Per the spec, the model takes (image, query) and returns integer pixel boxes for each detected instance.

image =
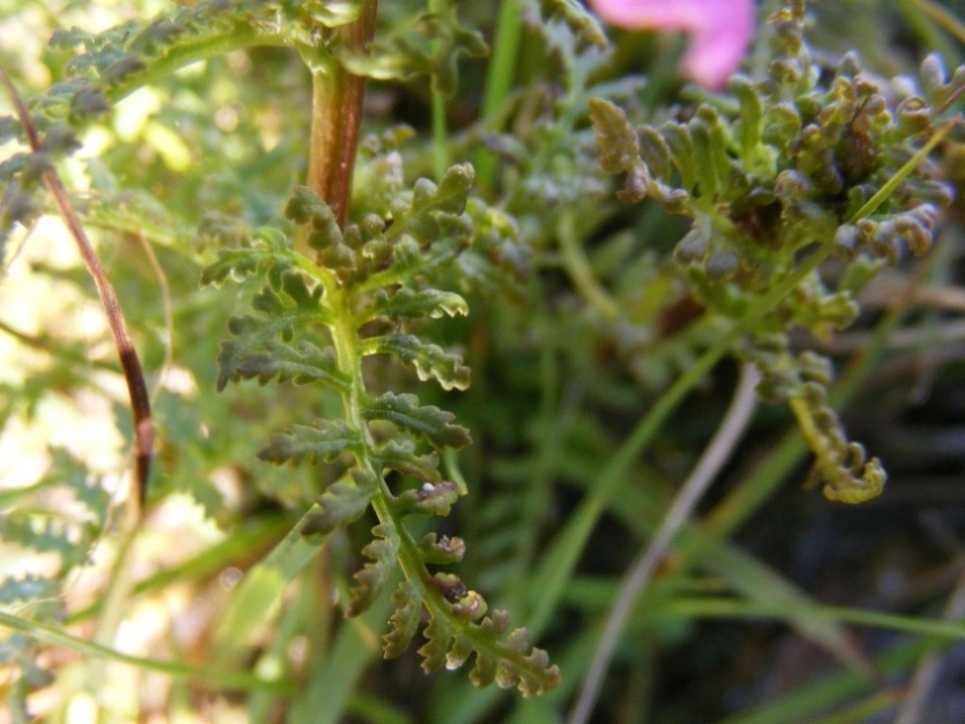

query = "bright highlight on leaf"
[588,0,756,87]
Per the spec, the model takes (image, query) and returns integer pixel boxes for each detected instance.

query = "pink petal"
[589,0,755,88]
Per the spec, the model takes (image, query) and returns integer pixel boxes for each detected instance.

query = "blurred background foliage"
[1,0,965,722]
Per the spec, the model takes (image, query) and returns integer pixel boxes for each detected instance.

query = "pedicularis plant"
[1,0,963,720]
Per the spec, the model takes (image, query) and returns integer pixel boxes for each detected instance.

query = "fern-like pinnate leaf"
[337,4,487,97]
[373,439,442,482]
[302,472,378,536]
[589,3,958,504]
[363,392,471,450]
[232,340,350,391]
[348,524,399,617]
[416,593,560,697]
[258,419,361,466]
[384,580,423,658]
[204,159,558,695]
[213,271,332,391]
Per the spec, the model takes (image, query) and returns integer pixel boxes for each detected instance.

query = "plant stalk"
[304,0,378,244]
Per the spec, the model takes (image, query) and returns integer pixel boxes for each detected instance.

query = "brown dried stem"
[0,66,153,509]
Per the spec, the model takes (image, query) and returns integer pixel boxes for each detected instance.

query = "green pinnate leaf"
[215,272,331,391]
[274,266,326,310]
[348,524,400,617]
[418,614,454,674]
[762,102,802,152]
[689,117,720,199]
[383,581,424,659]
[447,635,474,670]
[217,313,290,391]
[258,418,362,466]
[695,106,734,197]
[200,228,293,289]
[232,339,350,392]
[364,287,468,323]
[418,533,466,565]
[43,449,109,526]
[99,56,147,86]
[302,471,378,536]
[587,97,639,176]
[338,2,487,98]
[391,480,460,518]
[374,438,442,482]
[538,0,608,48]
[49,26,99,51]
[0,115,21,146]
[637,125,673,182]
[364,332,470,391]
[391,164,475,245]
[285,185,344,251]
[730,76,764,157]
[416,598,560,696]
[127,18,186,55]
[495,634,558,697]
[0,515,91,570]
[363,392,471,449]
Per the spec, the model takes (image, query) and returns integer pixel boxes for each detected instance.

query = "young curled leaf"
[821,458,887,504]
[539,0,608,48]
[588,97,639,176]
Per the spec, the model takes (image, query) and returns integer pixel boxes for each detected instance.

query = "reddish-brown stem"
[304,0,378,238]
[0,66,153,509]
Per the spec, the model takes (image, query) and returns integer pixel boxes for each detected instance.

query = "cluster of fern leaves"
[1,0,964,721]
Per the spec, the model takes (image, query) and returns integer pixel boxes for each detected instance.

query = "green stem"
[475,0,523,189]
[905,0,965,43]
[558,210,621,320]
[669,596,965,641]
[431,87,449,180]
[66,514,289,624]
[210,507,330,666]
[0,609,284,691]
[86,495,140,692]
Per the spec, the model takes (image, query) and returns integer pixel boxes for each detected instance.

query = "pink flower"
[589,0,755,88]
